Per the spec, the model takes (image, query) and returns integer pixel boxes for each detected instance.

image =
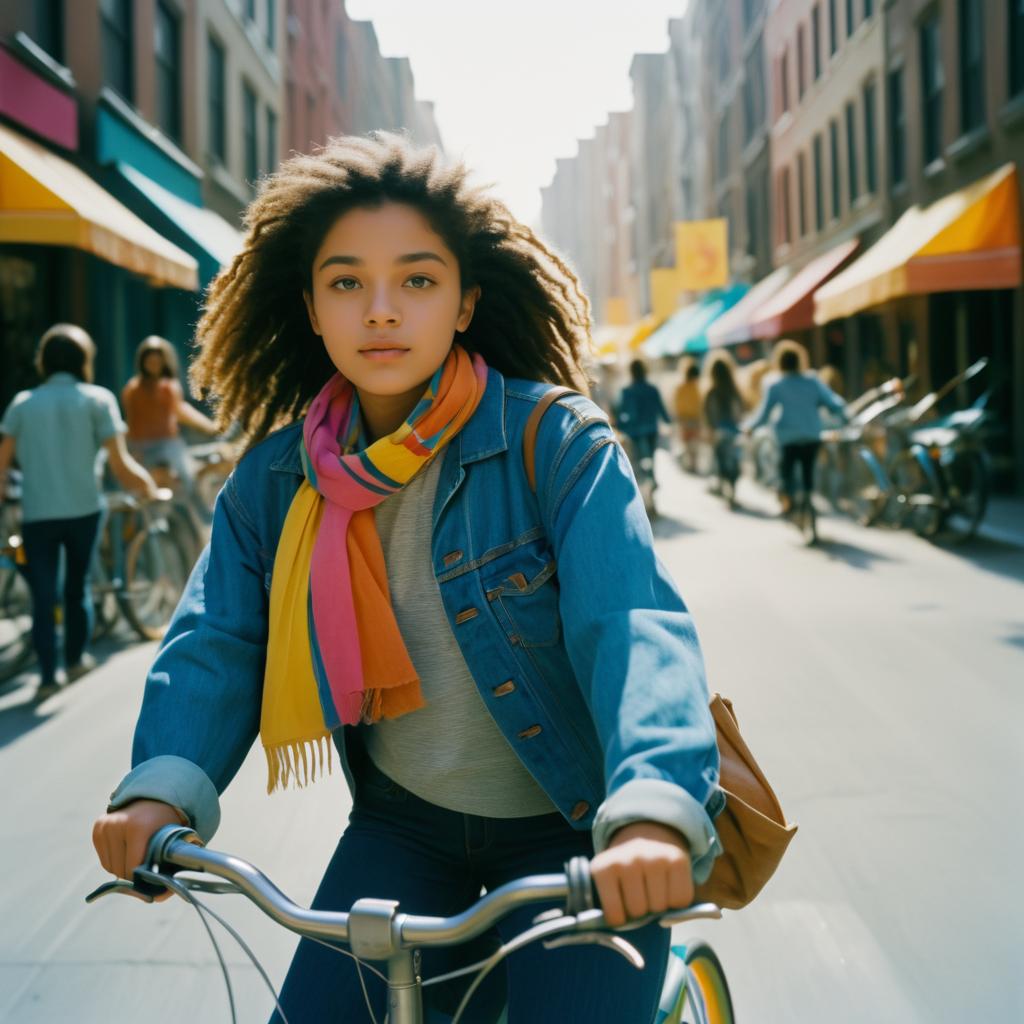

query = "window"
[243,81,259,185]
[746,181,758,259]
[100,0,133,102]
[34,0,64,62]
[265,107,277,172]
[797,151,808,236]
[864,0,873,18]
[1013,0,1024,98]
[781,49,790,113]
[828,0,838,55]
[154,2,181,142]
[829,118,841,218]
[245,0,256,23]
[846,0,855,38]
[779,166,792,245]
[863,79,878,193]
[812,5,822,80]
[797,25,807,98]
[888,67,906,186]
[813,133,825,230]
[744,37,766,141]
[717,109,731,178]
[958,0,985,133]
[919,13,944,165]
[266,0,276,50]
[716,12,731,84]
[845,101,859,203]
[208,35,226,162]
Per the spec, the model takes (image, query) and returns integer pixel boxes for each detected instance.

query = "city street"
[1,451,1022,1023]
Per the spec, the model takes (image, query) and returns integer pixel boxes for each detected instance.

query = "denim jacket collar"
[267,366,508,478]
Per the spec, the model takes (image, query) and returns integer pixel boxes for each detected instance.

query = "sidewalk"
[980,496,1024,548]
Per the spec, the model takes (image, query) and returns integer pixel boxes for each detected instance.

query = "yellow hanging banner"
[604,296,630,326]
[675,219,729,291]
[649,267,683,320]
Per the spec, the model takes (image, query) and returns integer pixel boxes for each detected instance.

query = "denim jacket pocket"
[484,549,561,648]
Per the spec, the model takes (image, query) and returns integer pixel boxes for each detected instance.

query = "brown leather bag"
[523,386,797,910]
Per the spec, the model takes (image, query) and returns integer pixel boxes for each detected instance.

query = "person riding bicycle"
[673,358,703,472]
[91,135,723,1024]
[703,353,745,506]
[743,340,846,514]
[614,358,671,492]
[0,325,156,697]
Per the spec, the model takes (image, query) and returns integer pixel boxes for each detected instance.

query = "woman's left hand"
[590,821,693,928]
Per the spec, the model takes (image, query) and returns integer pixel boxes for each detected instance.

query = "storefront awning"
[707,266,793,347]
[0,122,198,290]
[814,163,1021,324]
[749,238,859,338]
[626,313,661,351]
[114,162,244,286]
[643,284,749,358]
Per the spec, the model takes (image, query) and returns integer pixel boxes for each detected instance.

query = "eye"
[405,275,434,290]
[331,277,361,291]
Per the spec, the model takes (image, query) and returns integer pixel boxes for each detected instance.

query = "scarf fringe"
[265,733,334,794]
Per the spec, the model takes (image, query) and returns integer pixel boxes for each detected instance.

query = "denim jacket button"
[454,607,479,625]
[442,549,463,567]
[517,724,542,739]
[492,680,516,697]
[570,801,590,821]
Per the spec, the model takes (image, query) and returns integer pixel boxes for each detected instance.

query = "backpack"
[523,386,797,910]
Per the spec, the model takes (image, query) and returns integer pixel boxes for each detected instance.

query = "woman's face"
[141,351,165,377]
[303,202,479,400]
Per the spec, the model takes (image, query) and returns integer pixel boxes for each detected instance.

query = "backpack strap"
[523,386,577,494]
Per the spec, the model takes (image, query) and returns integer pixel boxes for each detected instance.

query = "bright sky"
[346,0,686,226]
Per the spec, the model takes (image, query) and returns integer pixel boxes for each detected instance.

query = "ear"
[302,289,322,336]
[456,285,482,333]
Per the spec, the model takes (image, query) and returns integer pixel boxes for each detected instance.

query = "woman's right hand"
[92,799,193,903]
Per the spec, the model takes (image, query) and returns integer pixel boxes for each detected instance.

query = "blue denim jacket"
[109,370,723,882]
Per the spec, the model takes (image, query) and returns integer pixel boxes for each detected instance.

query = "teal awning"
[642,284,749,357]
[112,162,243,287]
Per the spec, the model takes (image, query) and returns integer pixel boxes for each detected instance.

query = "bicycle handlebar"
[87,825,722,958]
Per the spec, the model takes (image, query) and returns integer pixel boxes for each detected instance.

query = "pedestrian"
[743,339,846,514]
[0,325,156,697]
[90,134,722,1024]
[614,358,672,494]
[702,353,745,507]
[673,357,703,473]
[121,336,219,521]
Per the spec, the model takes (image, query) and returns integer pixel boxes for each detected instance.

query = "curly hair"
[190,133,592,444]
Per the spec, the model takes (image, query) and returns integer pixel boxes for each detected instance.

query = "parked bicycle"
[87,825,735,1024]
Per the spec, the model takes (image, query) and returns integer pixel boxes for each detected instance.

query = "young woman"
[703,353,745,506]
[614,358,672,493]
[91,135,722,1023]
[673,358,703,473]
[0,325,155,695]
[122,336,219,520]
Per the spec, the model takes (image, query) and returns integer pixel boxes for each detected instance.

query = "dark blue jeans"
[21,512,101,683]
[270,736,670,1023]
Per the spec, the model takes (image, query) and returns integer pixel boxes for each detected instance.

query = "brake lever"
[84,879,155,904]
[542,930,646,970]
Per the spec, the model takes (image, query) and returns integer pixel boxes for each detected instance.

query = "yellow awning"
[814,163,1021,324]
[626,314,661,351]
[0,123,198,290]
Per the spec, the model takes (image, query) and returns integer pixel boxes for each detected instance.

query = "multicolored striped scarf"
[261,345,488,793]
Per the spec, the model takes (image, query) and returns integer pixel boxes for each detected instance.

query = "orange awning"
[0,122,198,290]
[814,163,1021,324]
[749,238,859,339]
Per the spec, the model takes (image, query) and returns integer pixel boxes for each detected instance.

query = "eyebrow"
[318,251,448,271]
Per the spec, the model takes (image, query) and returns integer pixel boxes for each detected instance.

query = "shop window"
[100,0,133,103]
[863,79,878,194]
[888,67,906,186]
[829,118,841,218]
[208,35,226,163]
[1012,0,1024,99]
[958,0,985,132]
[845,101,859,203]
[155,1,181,142]
[919,13,944,165]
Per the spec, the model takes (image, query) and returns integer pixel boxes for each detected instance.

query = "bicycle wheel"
[940,449,989,543]
[888,451,942,537]
[798,493,818,546]
[118,521,190,641]
[817,444,843,512]
[678,942,735,1024]
[843,448,886,526]
[0,558,33,678]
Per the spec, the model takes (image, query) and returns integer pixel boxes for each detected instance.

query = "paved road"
[1,451,1021,1022]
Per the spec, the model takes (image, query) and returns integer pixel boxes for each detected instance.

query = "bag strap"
[523,386,577,493]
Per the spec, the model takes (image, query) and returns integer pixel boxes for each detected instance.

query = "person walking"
[673,358,703,473]
[615,359,672,494]
[743,340,846,514]
[0,325,156,696]
[703,353,745,507]
[121,336,219,521]
[90,134,722,1024]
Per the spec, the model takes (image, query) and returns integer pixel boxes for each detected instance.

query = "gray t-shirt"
[0,373,124,522]
[363,456,557,818]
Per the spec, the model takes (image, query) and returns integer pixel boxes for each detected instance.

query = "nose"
[363,287,401,328]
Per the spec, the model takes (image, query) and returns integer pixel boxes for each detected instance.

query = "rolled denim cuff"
[592,778,723,885]
[107,755,221,844]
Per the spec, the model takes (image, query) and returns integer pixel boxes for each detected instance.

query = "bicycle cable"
[136,869,386,1024]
